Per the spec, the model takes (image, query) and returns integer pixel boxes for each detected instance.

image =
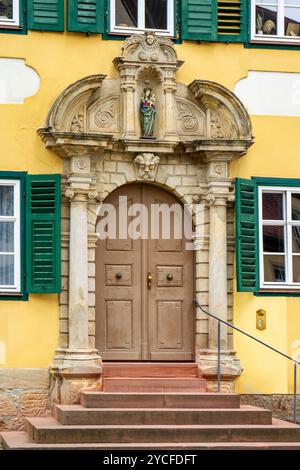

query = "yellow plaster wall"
[0,295,59,367]
[1,32,300,382]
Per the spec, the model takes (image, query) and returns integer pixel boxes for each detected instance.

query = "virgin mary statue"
[140,88,156,138]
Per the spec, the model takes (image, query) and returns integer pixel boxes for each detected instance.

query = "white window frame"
[110,0,174,36]
[251,0,300,44]
[0,180,20,293]
[259,185,300,289]
[0,0,20,27]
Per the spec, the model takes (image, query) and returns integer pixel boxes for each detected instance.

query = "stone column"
[67,189,89,351]
[163,73,177,141]
[207,182,231,351]
[197,158,241,391]
[50,157,102,405]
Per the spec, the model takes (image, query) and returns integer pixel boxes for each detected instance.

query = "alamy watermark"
[96,196,205,250]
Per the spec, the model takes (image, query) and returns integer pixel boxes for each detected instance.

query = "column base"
[53,348,102,367]
[197,349,243,393]
[49,348,103,405]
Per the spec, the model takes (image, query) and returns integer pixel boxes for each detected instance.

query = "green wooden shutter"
[217,0,247,42]
[27,0,64,31]
[26,174,61,293]
[182,0,218,41]
[67,0,104,33]
[235,178,259,292]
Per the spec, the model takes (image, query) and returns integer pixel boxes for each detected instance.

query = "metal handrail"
[194,299,299,423]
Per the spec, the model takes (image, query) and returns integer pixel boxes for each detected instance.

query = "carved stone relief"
[88,96,120,133]
[119,31,178,65]
[175,98,205,137]
[70,156,90,174]
[39,33,253,154]
[210,109,236,140]
[70,108,84,132]
[134,153,160,180]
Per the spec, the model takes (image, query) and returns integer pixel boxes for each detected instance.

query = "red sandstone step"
[53,404,272,426]
[3,431,300,450]
[81,392,241,409]
[102,377,206,392]
[24,416,300,444]
[102,362,200,378]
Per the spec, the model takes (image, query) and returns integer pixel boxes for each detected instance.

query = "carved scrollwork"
[87,96,120,133]
[70,108,84,132]
[175,98,205,136]
[95,100,117,128]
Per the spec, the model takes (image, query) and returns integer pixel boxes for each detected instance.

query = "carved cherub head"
[145,31,156,46]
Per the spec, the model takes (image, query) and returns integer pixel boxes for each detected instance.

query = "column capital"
[193,184,235,207]
[163,82,177,93]
[64,187,104,203]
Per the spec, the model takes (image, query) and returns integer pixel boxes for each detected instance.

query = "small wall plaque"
[256,309,266,331]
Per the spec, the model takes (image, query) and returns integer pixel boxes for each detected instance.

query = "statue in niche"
[140,88,156,138]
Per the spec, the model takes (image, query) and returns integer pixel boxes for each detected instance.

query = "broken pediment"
[39,33,253,158]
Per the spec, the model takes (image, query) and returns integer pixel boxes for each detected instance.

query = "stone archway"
[38,32,254,403]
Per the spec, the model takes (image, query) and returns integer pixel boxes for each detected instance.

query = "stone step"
[102,378,206,392]
[53,404,272,426]
[25,417,300,444]
[3,432,300,450]
[102,362,200,378]
[81,392,241,409]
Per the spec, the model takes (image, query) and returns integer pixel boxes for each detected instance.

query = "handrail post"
[217,320,221,393]
[294,363,297,424]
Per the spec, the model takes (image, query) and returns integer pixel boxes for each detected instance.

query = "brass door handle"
[147,272,153,289]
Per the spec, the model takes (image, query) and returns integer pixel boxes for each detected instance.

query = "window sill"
[250,38,300,46]
[109,30,175,38]
[0,292,28,301]
[0,24,22,30]
[255,289,300,297]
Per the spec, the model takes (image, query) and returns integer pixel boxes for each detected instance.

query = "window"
[0,0,20,27]
[251,0,300,44]
[110,0,174,36]
[236,178,300,294]
[0,172,61,299]
[259,187,300,288]
[0,180,20,292]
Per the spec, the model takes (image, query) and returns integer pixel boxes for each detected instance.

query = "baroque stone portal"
[38,32,253,403]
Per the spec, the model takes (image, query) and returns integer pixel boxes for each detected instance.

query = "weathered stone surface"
[0,395,17,416]
[19,392,48,417]
[241,394,300,424]
[273,394,300,423]
[206,380,235,393]
[240,394,272,410]
[0,416,25,431]
[0,369,49,390]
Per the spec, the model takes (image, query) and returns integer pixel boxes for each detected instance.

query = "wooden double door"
[95,184,194,360]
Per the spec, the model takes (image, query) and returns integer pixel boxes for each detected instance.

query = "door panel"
[145,187,194,361]
[95,184,194,361]
[96,186,142,360]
